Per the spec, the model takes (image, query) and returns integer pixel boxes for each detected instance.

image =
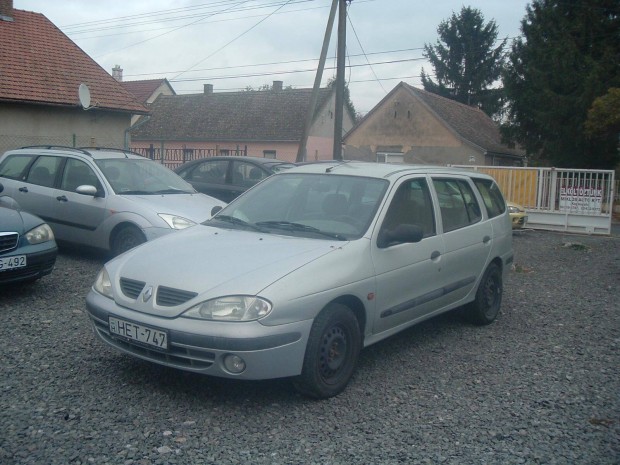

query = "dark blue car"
[0,182,57,285]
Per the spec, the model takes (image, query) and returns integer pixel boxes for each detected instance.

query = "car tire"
[111,225,146,256]
[293,303,361,399]
[464,262,502,326]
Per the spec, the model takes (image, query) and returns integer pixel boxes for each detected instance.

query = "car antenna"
[325,160,350,173]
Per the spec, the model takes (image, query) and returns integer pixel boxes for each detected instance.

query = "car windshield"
[206,173,389,240]
[95,158,196,194]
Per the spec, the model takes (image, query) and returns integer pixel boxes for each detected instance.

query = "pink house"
[130,81,356,165]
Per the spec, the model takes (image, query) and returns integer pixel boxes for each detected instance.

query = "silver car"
[0,147,225,255]
[86,162,513,398]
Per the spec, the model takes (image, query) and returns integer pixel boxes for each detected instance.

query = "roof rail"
[20,145,92,156]
[79,147,142,157]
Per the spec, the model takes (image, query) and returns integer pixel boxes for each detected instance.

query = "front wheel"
[464,262,503,325]
[293,303,361,399]
[111,225,146,256]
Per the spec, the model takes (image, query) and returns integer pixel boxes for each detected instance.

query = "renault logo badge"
[142,286,153,302]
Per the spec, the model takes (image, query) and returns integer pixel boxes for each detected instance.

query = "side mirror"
[0,182,4,194]
[377,224,424,248]
[76,185,98,196]
[211,205,223,216]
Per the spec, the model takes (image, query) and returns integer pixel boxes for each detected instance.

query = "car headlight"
[183,296,272,321]
[25,223,55,244]
[508,205,521,214]
[93,268,113,299]
[159,213,196,229]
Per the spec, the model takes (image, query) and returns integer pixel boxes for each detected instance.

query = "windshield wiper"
[152,188,192,194]
[255,221,347,241]
[117,190,151,195]
[210,215,265,232]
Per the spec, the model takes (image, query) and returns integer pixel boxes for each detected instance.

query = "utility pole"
[296,0,350,162]
[295,0,338,162]
[332,0,348,160]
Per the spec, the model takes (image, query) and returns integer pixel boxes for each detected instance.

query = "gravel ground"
[0,230,618,465]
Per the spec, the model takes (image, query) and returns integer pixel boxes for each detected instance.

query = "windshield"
[207,173,389,240]
[95,158,196,194]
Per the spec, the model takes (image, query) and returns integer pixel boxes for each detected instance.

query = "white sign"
[559,185,603,214]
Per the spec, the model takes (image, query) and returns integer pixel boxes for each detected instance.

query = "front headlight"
[25,224,55,244]
[93,268,113,299]
[508,205,521,214]
[183,296,272,321]
[159,213,196,230]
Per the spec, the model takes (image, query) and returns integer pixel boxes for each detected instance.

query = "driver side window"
[61,159,102,193]
[381,178,436,238]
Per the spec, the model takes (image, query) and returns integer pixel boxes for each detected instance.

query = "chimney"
[204,84,213,94]
[112,65,123,82]
[272,80,283,91]
[0,0,14,21]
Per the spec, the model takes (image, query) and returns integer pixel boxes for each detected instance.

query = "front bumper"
[85,290,313,380]
[0,246,57,284]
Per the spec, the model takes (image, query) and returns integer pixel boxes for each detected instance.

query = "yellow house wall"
[344,86,482,165]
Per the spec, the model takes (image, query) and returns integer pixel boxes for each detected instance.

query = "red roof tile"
[0,9,148,114]
[121,79,175,104]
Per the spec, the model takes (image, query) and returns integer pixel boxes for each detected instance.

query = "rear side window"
[473,178,506,218]
[432,178,482,232]
[0,154,36,180]
[26,156,62,188]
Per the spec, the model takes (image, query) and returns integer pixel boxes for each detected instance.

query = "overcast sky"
[19,0,531,114]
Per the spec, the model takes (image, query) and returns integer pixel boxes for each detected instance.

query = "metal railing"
[131,145,248,170]
[453,165,615,235]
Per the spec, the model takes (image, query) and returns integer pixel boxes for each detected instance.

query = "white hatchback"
[86,161,513,398]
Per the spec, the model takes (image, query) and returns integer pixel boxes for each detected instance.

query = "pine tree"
[502,0,620,168]
[421,6,506,119]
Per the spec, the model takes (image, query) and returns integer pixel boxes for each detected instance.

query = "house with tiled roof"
[343,82,525,166]
[114,67,175,125]
[0,0,148,154]
[130,81,355,164]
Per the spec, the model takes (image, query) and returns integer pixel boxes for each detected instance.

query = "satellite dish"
[78,83,91,109]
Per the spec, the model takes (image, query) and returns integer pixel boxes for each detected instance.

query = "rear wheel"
[293,303,361,399]
[464,262,502,325]
[111,225,146,256]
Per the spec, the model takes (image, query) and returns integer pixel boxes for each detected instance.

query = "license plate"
[0,255,26,272]
[109,317,168,349]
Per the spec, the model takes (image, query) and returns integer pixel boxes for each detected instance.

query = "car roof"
[286,161,494,181]
[3,146,145,161]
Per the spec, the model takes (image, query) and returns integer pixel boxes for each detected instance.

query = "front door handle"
[483,235,491,244]
[19,186,28,192]
[430,250,441,260]
[56,195,68,202]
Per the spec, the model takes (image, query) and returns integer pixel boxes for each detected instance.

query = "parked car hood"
[114,193,225,222]
[108,225,345,316]
[1,205,24,230]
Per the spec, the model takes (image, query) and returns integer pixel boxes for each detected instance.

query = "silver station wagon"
[86,162,513,398]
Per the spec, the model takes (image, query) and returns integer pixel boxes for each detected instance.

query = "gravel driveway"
[1,230,618,465]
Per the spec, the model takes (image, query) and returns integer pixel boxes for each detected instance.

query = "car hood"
[108,225,345,316]
[0,205,24,231]
[116,193,224,222]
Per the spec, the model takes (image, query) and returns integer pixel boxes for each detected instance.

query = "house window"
[376,152,404,164]
[263,150,277,159]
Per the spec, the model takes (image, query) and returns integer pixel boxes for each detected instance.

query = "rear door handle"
[56,195,68,202]
[483,235,491,244]
[19,186,28,192]
[430,250,441,260]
